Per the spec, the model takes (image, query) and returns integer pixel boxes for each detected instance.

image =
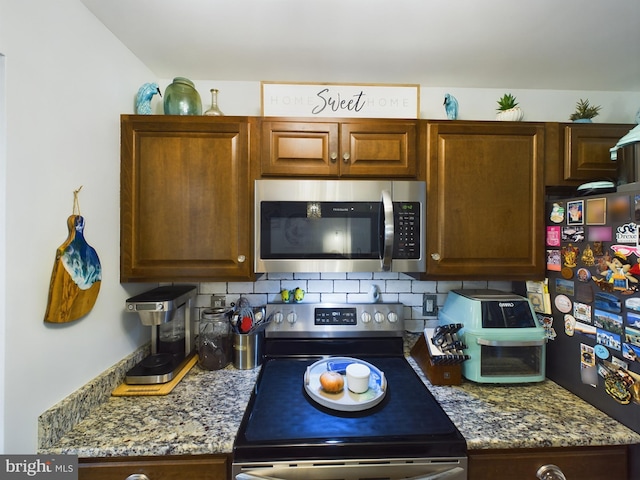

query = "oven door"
[234,458,467,480]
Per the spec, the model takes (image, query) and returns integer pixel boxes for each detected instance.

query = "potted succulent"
[570,98,601,123]
[496,93,523,121]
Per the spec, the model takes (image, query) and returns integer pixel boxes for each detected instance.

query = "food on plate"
[319,371,344,393]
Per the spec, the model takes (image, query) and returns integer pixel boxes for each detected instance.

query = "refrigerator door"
[545,190,640,433]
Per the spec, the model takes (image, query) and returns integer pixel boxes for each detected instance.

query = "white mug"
[346,363,371,394]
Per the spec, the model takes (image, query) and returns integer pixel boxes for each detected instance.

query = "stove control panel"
[265,303,404,338]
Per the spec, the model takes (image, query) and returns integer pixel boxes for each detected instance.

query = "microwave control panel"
[393,202,420,259]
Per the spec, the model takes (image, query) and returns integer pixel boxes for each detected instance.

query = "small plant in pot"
[496,93,523,121]
[570,98,601,123]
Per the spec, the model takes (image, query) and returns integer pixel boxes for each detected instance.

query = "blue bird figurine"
[444,93,459,120]
[135,82,161,114]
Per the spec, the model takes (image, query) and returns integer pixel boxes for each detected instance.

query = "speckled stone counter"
[39,336,640,457]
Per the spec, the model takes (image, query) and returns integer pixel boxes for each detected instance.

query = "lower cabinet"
[78,455,228,480]
[468,445,628,480]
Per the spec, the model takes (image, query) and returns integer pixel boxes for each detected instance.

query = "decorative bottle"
[204,88,224,116]
[163,77,202,115]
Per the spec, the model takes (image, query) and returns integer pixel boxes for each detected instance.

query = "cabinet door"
[426,122,545,279]
[563,123,631,181]
[468,445,627,480]
[260,120,339,176]
[340,121,417,177]
[79,454,227,480]
[121,116,253,282]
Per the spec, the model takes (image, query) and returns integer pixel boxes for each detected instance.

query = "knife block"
[410,333,462,386]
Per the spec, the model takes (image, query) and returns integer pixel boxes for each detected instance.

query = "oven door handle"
[236,473,282,480]
[380,189,394,271]
[237,466,464,480]
[405,467,465,480]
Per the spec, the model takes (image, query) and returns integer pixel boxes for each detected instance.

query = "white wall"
[158,80,640,124]
[0,53,6,453]
[0,0,156,453]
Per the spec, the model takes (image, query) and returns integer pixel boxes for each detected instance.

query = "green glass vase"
[163,77,202,115]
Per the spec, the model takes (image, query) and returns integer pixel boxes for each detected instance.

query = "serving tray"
[303,356,386,412]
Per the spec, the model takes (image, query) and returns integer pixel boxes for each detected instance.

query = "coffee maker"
[124,285,197,384]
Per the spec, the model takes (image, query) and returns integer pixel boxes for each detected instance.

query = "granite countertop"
[39,337,640,457]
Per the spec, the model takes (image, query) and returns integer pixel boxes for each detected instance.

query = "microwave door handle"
[380,189,394,271]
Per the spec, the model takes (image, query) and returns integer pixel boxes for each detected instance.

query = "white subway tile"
[411,280,437,293]
[333,280,360,293]
[307,280,334,293]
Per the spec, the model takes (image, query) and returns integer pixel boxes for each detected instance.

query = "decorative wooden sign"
[44,187,102,323]
[261,82,420,119]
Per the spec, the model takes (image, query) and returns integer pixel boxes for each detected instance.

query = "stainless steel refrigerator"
[543,188,640,433]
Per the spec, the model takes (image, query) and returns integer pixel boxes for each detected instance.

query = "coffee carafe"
[124,285,197,384]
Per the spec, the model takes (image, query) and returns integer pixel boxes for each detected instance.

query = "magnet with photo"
[567,200,584,225]
[586,198,607,225]
[562,226,584,243]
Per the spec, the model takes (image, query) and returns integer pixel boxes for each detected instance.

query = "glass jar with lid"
[198,307,231,370]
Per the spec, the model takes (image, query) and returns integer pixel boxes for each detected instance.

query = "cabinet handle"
[430,253,441,261]
[238,255,246,263]
[330,152,338,163]
[343,152,351,163]
[536,464,567,480]
[125,475,150,480]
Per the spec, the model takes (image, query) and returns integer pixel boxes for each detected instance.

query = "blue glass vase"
[163,77,202,115]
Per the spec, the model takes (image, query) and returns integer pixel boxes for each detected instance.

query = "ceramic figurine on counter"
[293,287,305,302]
[135,82,161,114]
[443,93,458,120]
[280,289,291,303]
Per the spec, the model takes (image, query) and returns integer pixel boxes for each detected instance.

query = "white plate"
[303,356,386,412]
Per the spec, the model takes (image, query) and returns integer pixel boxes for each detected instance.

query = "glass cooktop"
[234,355,466,462]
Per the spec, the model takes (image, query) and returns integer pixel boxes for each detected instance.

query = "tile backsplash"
[190,273,513,332]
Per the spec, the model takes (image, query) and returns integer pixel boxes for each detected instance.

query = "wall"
[0,0,156,453]
[156,80,640,124]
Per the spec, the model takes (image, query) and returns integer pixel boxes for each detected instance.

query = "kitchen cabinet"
[425,121,545,279]
[79,454,228,480]
[120,115,254,282]
[545,122,633,186]
[468,445,628,480]
[260,118,418,177]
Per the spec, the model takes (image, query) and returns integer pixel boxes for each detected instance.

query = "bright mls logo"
[1,455,77,479]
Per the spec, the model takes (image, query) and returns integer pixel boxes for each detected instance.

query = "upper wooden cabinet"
[120,115,254,282]
[425,121,545,279]
[260,118,418,177]
[545,122,633,186]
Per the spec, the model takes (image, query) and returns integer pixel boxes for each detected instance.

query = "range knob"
[361,311,372,323]
[287,311,297,324]
[272,311,284,324]
[374,311,385,323]
[388,312,399,323]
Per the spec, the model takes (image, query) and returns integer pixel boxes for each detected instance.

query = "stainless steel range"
[232,303,467,480]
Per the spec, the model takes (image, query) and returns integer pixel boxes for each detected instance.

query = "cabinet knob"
[238,255,246,263]
[343,152,351,163]
[125,475,150,480]
[330,152,338,163]
[431,253,441,261]
[536,465,566,480]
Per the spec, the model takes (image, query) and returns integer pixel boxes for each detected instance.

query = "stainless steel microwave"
[254,179,426,273]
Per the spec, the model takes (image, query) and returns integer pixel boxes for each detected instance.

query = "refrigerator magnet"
[567,200,584,225]
[564,314,576,336]
[555,294,572,313]
[595,344,609,360]
[549,203,565,223]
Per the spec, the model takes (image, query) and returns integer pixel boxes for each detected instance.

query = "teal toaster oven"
[438,289,546,383]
